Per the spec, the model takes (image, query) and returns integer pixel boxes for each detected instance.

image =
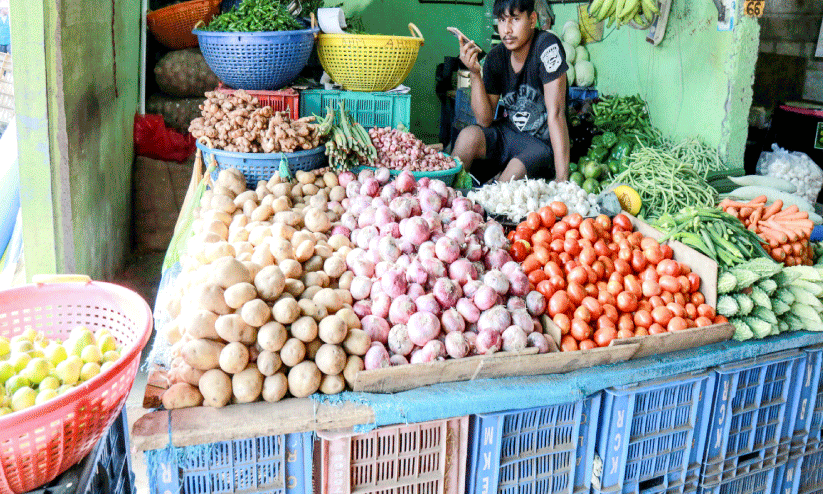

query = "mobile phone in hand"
[447,26,486,60]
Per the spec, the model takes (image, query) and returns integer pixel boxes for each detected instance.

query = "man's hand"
[459,35,483,75]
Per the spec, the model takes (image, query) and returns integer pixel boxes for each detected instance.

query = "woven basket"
[147,0,221,49]
[317,23,424,92]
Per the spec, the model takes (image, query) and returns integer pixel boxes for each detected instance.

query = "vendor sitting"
[451,0,571,184]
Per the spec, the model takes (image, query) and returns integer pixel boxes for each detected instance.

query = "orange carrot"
[757,225,788,244]
[761,199,784,220]
[749,207,763,225]
[762,220,799,242]
[771,212,809,221]
[748,195,768,206]
[792,242,804,256]
[727,206,740,218]
[722,199,760,209]
[771,248,787,262]
[772,204,800,217]
[739,207,753,218]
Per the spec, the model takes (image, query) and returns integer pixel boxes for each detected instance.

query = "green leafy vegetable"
[204,0,303,32]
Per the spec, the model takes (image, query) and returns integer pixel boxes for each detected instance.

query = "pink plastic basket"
[0,279,152,493]
[319,417,469,494]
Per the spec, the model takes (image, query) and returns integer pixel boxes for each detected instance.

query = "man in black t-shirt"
[452,0,571,184]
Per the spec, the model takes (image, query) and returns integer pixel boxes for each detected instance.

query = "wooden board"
[142,364,170,409]
[611,322,736,360]
[351,343,639,393]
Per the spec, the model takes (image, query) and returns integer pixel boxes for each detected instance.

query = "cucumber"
[728,175,797,193]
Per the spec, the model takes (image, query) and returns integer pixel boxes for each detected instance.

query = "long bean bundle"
[606,143,718,221]
[665,137,724,178]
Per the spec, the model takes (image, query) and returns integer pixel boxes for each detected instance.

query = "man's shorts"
[471,123,555,183]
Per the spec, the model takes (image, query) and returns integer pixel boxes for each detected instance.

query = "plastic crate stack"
[26,410,134,494]
[299,89,411,130]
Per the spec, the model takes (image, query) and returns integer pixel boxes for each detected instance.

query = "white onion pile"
[468,179,601,222]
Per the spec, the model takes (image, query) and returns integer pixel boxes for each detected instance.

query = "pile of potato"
[160,168,370,409]
[188,90,323,154]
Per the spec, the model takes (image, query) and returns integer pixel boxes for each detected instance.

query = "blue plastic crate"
[592,372,714,494]
[300,89,411,130]
[789,345,823,454]
[145,432,313,494]
[569,87,599,102]
[455,88,476,126]
[25,410,134,494]
[774,445,823,494]
[698,468,777,494]
[466,395,601,494]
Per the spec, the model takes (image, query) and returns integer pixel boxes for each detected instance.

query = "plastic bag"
[756,143,823,203]
[154,49,220,97]
[134,114,196,163]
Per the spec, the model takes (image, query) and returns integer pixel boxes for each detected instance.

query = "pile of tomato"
[507,205,728,351]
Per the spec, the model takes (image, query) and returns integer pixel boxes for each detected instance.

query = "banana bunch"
[587,0,660,28]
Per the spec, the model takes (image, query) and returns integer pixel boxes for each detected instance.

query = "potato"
[280,338,306,367]
[212,185,236,199]
[241,298,271,327]
[338,271,354,291]
[217,169,245,195]
[232,366,264,404]
[322,172,338,188]
[198,369,233,408]
[329,185,346,202]
[301,285,322,301]
[298,299,327,321]
[257,321,287,352]
[314,244,334,260]
[271,182,291,198]
[234,190,257,207]
[305,338,323,360]
[232,241,254,257]
[243,199,256,218]
[219,342,250,375]
[260,373,288,403]
[271,197,291,214]
[337,307,361,329]
[315,344,347,375]
[323,258,346,280]
[303,207,330,233]
[257,351,282,376]
[318,315,348,344]
[288,361,322,398]
[342,329,371,356]
[210,257,252,288]
[291,316,318,342]
[284,279,306,297]
[164,319,183,345]
[164,292,183,320]
[176,363,205,387]
[251,204,274,222]
[224,282,257,310]
[290,184,303,199]
[251,245,275,267]
[249,224,273,247]
[215,314,257,345]
[190,284,232,315]
[319,373,345,395]
[270,238,296,264]
[275,211,301,227]
[182,339,225,371]
[254,265,286,301]
[279,259,303,279]
[308,194,327,210]
[303,255,325,273]
[295,239,315,263]
[181,309,220,340]
[303,271,330,288]
[162,383,204,409]
[272,298,300,324]
[343,355,364,387]
[205,210,232,226]
[337,246,353,258]
[211,195,236,215]
[314,288,343,313]
[336,289,353,307]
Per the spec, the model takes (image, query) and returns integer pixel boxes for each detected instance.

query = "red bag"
[134,114,196,163]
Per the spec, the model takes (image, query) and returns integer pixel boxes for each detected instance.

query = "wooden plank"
[142,366,170,409]
[351,344,639,393]
[131,398,376,451]
[612,323,735,359]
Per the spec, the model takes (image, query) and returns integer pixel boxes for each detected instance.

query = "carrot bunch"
[719,195,814,266]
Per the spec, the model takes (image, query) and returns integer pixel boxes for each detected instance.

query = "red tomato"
[579,218,597,241]
[677,275,691,294]
[715,315,729,324]
[579,339,597,350]
[614,259,632,276]
[553,313,571,335]
[607,280,624,296]
[640,237,659,250]
[568,266,588,286]
[637,300,652,313]
[570,318,593,341]
[598,290,616,307]
[628,231,644,248]
[661,291,674,304]
[551,221,569,236]
[560,335,579,351]
[656,259,679,277]
[526,212,541,231]
[516,223,534,241]
[594,328,617,347]
[613,213,632,230]
[617,314,635,333]
[617,328,635,339]
[565,228,581,241]
[564,260,578,274]
[643,246,664,265]
[579,246,597,266]
[511,241,529,262]
[591,260,606,280]
[584,266,598,284]
[651,306,673,326]
[674,292,687,306]
[687,273,701,293]
[634,309,653,329]
[538,207,556,228]
[550,238,565,253]
[582,296,603,320]
[697,304,715,319]
[567,282,587,305]
[649,295,665,309]
[548,290,571,316]
[507,230,516,242]
[616,291,639,312]
[558,252,572,264]
[594,240,610,257]
[609,271,624,285]
[667,317,688,332]
[566,213,583,229]
[573,305,592,323]
[685,303,698,320]
[550,201,568,217]
[528,269,549,285]
[618,247,632,263]
[532,228,551,247]
[584,283,599,298]
[631,250,648,272]
[544,261,563,278]
[640,267,659,283]
[659,275,680,294]
[549,275,566,291]
[603,304,619,323]
[596,315,616,331]
[595,214,611,231]
[537,280,555,300]
[522,255,542,274]
[642,280,661,298]
[564,237,582,256]
[624,275,643,297]
[695,316,714,327]
[660,244,674,260]
[649,323,667,335]
[667,302,686,318]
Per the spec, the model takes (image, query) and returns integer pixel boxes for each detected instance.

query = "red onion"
[527,333,551,354]
[464,331,478,355]
[346,180,362,199]
[502,326,528,352]
[406,259,428,285]
[435,236,461,264]
[380,222,401,239]
[455,211,483,234]
[396,171,416,193]
[388,324,414,356]
[374,167,392,185]
[381,268,408,298]
[444,332,469,359]
[526,291,547,317]
[380,183,399,202]
[371,293,391,319]
[511,309,533,333]
[418,241,437,261]
[403,217,431,245]
[415,293,441,315]
[421,258,447,280]
[409,349,426,364]
[407,283,425,301]
[353,299,372,318]
[477,305,512,333]
[356,226,379,250]
[400,241,415,254]
[463,280,483,298]
[357,169,374,182]
[331,225,351,237]
[390,354,409,366]
[360,178,380,198]
[417,177,431,188]
[456,298,480,323]
[433,278,462,309]
[364,343,390,370]
[452,197,473,215]
[421,340,446,361]
[484,270,510,296]
[473,203,485,214]
[390,197,414,220]
[485,249,513,271]
[370,197,387,209]
[507,297,527,311]
[441,308,466,333]
[350,276,373,301]
[418,188,443,212]
[341,213,357,231]
[474,285,497,311]
[338,170,355,187]
[378,236,401,263]
[369,278,383,299]
[483,222,508,251]
[396,254,411,269]
[350,258,375,278]
[407,311,441,346]
[374,206,395,227]
[464,242,483,262]
[508,270,530,297]
[362,315,391,344]
[449,259,477,285]
[476,329,502,354]
[421,211,442,232]
[389,295,416,325]
[445,227,466,246]
[501,261,521,277]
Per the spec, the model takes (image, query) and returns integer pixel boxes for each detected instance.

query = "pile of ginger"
[189,90,322,153]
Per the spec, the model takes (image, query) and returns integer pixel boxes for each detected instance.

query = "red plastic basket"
[216,83,300,120]
[0,278,152,493]
[319,417,469,494]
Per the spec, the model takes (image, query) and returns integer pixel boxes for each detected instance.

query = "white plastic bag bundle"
[756,143,823,203]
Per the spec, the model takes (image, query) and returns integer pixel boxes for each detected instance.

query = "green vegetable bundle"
[592,94,652,133]
[203,0,303,32]
[318,102,376,171]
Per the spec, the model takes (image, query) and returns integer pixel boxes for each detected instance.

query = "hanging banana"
[588,0,659,28]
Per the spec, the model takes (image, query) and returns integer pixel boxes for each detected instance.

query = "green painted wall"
[551,1,759,168]
[12,0,141,280]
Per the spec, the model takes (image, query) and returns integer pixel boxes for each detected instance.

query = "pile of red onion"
[334,168,550,369]
[367,128,458,172]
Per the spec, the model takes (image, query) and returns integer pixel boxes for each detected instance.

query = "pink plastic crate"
[319,417,469,494]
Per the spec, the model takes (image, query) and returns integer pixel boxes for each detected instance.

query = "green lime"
[570,172,585,186]
[582,162,601,179]
[582,178,600,194]
[569,162,579,173]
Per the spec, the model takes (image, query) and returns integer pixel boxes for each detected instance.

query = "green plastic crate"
[299,89,410,129]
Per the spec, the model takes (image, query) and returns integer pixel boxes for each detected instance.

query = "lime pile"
[0,327,122,416]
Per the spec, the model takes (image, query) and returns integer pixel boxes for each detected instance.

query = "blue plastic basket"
[700,351,806,488]
[467,395,601,494]
[698,468,777,494]
[26,410,134,494]
[193,28,319,90]
[197,141,327,189]
[145,432,313,494]
[300,90,411,129]
[788,345,823,455]
[592,372,715,494]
